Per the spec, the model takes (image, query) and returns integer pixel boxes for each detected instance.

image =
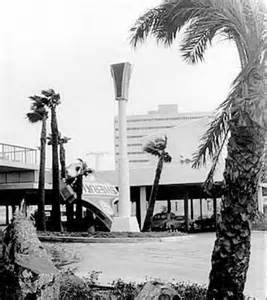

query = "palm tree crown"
[26,96,48,123]
[144,136,172,163]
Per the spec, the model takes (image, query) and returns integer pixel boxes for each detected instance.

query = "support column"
[184,193,189,232]
[213,197,217,224]
[110,62,139,232]
[167,199,171,213]
[117,99,131,218]
[200,198,203,219]
[258,183,264,213]
[140,186,147,229]
[190,198,194,220]
[6,205,9,225]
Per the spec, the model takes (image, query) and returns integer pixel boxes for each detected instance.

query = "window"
[115,125,174,131]
[115,135,145,139]
[129,159,149,163]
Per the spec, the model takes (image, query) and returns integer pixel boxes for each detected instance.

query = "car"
[193,215,216,231]
[151,212,185,231]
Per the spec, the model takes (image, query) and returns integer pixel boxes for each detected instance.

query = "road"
[57,232,266,299]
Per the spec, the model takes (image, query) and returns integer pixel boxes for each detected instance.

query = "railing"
[0,143,37,165]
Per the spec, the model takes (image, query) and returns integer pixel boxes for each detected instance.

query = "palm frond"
[192,106,230,168]
[130,0,212,47]
[41,89,55,98]
[26,112,42,123]
[41,89,61,107]
[29,95,49,107]
[163,151,172,163]
[143,135,168,157]
[130,0,263,67]
[143,142,161,157]
[191,57,257,169]
[202,127,229,192]
[181,19,217,64]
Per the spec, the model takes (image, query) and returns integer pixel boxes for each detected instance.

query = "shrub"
[111,279,140,300]
[172,282,207,300]
[59,270,92,300]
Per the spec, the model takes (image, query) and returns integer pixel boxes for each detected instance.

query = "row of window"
[115,135,145,139]
[114,115,212,123]
[115,125,174,131]
[115,151,144,155]
[114,143,142,147]
[115,159,149,163]
[129,159,149,163]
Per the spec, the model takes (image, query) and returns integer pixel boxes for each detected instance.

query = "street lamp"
[110,62,139,232]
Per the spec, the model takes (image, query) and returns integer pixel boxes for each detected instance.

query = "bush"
[172,282,207,299]
[59,270,92,300]
[111,279,140,300]
[59,272,208,300]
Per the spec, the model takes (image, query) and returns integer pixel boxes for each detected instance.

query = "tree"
[41,89,62,231]
[26,95,49,231]
[142,136,172,231]
[130,1,266,298]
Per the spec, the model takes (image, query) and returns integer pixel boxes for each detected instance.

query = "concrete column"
[140,186,147,228]
[190,198,194,220]
[213,197,217,224]
[200,198,203,219]
[184,193,189,232]
[258,183,264,213]
[6,205,9,225]
[110,62,139,232]
[167,199,171,213]
[118,99,131,217]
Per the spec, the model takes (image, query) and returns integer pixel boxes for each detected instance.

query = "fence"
[0,143,37,165]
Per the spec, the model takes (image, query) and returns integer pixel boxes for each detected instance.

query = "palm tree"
[130,1,265,298]
[142,136,172,231]
[41,89,62,232]
[26,95,49,231]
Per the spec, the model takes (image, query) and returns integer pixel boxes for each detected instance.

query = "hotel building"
[114,104,213,168]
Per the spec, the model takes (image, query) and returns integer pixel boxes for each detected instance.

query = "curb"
[39,235,190,244]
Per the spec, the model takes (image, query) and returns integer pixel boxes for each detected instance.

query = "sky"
[0,0,241,170]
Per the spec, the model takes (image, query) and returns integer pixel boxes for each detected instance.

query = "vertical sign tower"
[110,62,140,231]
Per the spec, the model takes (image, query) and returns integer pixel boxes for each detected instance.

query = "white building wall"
[114,104,213,169]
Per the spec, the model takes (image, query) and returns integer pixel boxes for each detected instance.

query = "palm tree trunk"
[37,117,47,231]
[142,155,164,232]
[59,144,66,180]
[75,174,83,230]
[51,106,61,231]
[207,64,265,299]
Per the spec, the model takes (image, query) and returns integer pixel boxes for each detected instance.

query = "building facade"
[114,104,213,168]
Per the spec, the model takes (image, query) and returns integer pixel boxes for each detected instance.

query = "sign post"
[110,62,140,232]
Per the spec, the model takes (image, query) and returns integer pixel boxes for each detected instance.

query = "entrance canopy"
[81,173,119,230]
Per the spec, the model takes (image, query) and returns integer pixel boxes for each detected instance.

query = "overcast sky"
[0,0,241,169]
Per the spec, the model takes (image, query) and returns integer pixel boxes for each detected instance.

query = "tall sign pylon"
[110,62,140,232]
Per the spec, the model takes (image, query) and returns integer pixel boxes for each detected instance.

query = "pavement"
[43,232,266,300]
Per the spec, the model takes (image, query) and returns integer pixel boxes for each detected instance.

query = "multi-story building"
[114,104,213,168]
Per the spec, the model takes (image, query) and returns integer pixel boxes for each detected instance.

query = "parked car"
[151,212,185,231]
[193,215,216,231]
